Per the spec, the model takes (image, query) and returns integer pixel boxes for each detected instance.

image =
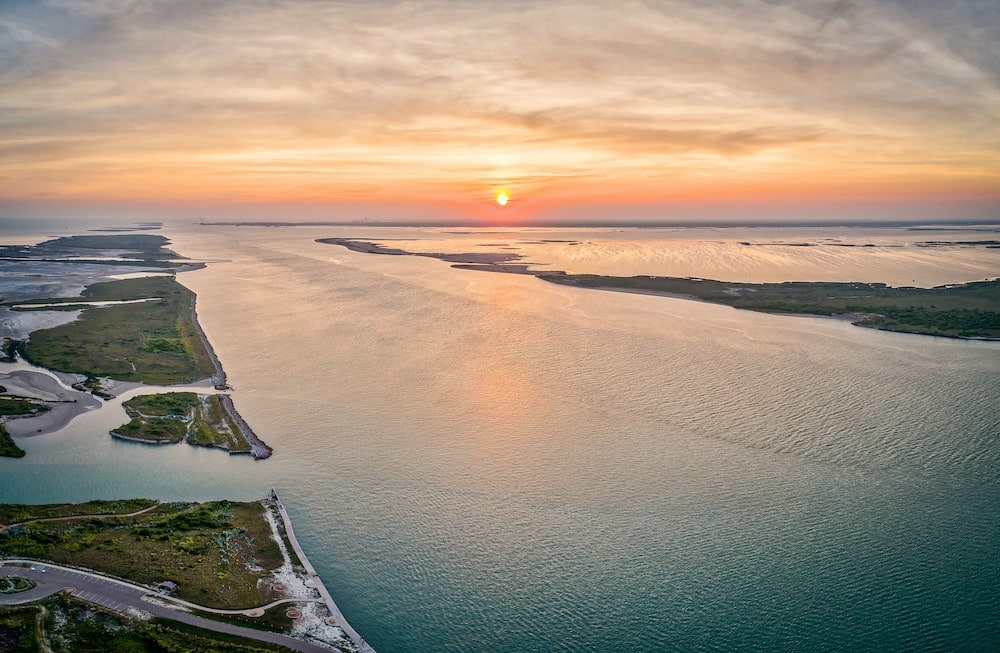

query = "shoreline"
[2,269,275,455]
[575,284,1000,340]
[0,496,365,652]
[1,368,101,438]
[267,490,375,653]
[189,294,227,389]
[219,394,273,459]
[185,281,272,458]
[317,237,999,340]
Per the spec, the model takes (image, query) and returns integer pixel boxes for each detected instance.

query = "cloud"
[0,0,997,213]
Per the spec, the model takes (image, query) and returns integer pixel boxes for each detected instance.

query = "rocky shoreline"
[187,296,272,459]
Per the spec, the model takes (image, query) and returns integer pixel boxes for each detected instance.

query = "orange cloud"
[0,0,997,222]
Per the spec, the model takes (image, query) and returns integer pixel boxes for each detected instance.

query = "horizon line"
[197,218,1000,230]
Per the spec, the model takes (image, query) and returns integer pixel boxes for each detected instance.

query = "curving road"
[0,560,334,653]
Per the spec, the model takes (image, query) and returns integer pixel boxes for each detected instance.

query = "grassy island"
[541,274,1000,339]
[18,276,217,385]
[113,392,252,453]
[1,233,271,461]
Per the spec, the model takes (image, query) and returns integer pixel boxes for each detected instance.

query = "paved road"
[0,562,334,653]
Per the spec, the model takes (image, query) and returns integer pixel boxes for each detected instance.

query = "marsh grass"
[0,501,285,610]
[0,499,156,525]
[544,275,1000,338]
[22,277,217,384]
[113,393,251,452]
[0,425,25,458]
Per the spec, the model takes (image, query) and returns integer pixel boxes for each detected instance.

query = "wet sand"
[1,370,101,437]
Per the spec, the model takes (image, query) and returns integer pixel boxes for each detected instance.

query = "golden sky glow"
[1,0,998,222]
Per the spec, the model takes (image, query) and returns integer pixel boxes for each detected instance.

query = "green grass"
[0,501,285,610]
[187,396,250,452]
[22,276,217,384]
[0,603,40,652]
[113,416,189,443]
[112,393,251,452]
[0,425,25,458]
[42,233,175,258]
[0,399,48,457]
[0,576,35,594]
[74,376,115,400]
[0,499,156,525]
[123,393,199,417]
[542,275,1000,339]
[0,398,50,417]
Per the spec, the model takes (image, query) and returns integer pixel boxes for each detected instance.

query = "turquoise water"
[1,223,998,651]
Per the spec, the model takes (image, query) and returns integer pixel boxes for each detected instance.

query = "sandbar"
[1,370,101,437]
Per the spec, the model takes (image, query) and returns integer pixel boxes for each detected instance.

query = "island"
[317,237,1000,340]
[0,492,372,652]
[111,392,255,454]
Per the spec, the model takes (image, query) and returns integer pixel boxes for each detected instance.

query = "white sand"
[262,503,355,651]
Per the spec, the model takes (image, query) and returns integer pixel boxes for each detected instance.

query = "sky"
[1,0,998,224]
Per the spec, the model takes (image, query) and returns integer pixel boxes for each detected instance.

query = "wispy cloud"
[0,0,997,218]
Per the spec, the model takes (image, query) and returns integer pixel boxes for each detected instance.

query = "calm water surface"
[1,224,998,652]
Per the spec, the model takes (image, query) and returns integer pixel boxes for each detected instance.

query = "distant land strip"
[317,237,1000,340]
[206,219,1000,229]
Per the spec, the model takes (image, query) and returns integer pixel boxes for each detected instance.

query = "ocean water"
[1,223,998,651]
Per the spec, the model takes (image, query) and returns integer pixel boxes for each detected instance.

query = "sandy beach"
[1,369,101,437]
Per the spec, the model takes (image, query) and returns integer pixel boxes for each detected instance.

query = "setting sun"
[496,191,509,206]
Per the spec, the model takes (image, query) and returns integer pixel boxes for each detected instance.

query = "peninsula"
[0,234,271,458]
[0,493,370,652]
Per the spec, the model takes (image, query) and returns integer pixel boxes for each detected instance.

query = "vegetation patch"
[0,499,156,525]
[0,425,25,458]
[0,576,35,594]
[0,396,51,458]
[0,603,40,652]
[0,595,294,652]
[0,398,49,417]
[72,376,114,400]
[0,233,181,265]
[542,275,1000,339]
[0,500,285,610]
[21,276,217,385]
[112,393,251,453]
